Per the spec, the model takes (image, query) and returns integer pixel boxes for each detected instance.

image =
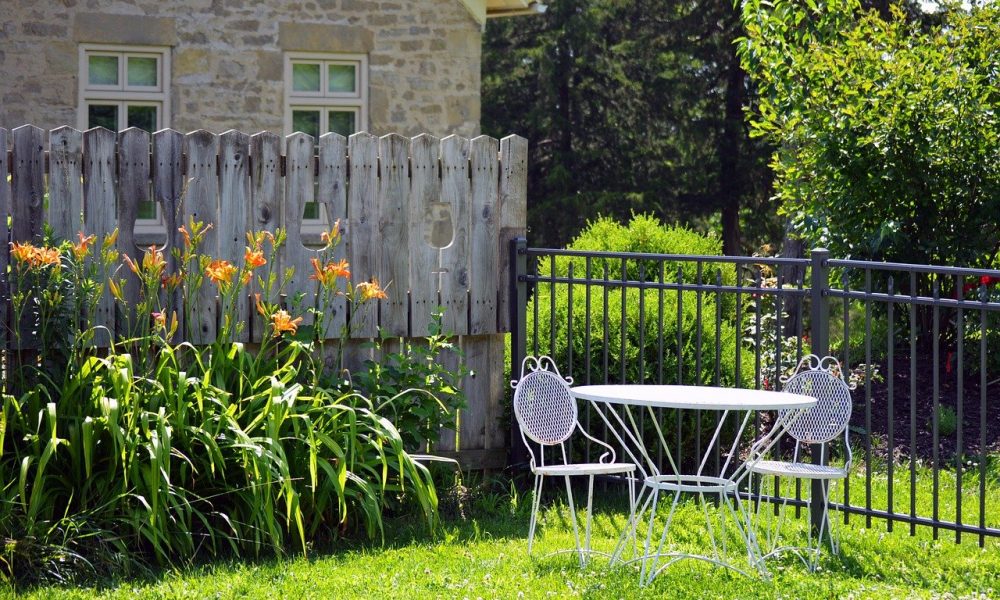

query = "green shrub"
[530,214,746,387]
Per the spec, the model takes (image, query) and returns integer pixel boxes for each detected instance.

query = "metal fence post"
[809,247,830,537]
[509,237,529,470]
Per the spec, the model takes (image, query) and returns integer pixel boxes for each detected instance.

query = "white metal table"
[569,385,816,584]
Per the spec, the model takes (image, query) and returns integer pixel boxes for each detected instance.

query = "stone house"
[0,0,542,138]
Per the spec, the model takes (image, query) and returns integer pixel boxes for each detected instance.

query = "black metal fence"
[509,239,1000,545]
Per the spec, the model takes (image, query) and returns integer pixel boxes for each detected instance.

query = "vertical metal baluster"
[568,261,578,460]
[714,270,723,476]
[954,273,963,543]
[658,261,665,471]
[585,256,592,385]
[568,261,574,370]
[603,262,610,384]
[620,257,627,384]
[585,257,592,462]
[755,268,763,390]
[865,269,873,529]
[677,265,684,468]
[639,262,646,383]
[532,255,539,358]
[909,271,917,536]
[550,254,557,357]
[887,275,895,532]
[932,277,940,540]
[978,282,987,548]
[638,262,646,453]
[842,269,851,525]
[695,261,703,465]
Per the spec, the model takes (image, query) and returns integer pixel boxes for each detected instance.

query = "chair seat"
[534,462,636,476]
[749,460,847,480]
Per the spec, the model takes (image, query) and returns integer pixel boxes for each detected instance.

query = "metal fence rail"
[510,240,1000,545]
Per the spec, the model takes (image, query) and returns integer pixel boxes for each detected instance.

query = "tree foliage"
[739,0,1000,268]
[483,0,779,251]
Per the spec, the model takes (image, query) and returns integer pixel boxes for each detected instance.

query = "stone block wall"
[0,0,482,136]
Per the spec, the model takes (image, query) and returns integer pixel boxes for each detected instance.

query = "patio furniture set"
[511,354,854,584]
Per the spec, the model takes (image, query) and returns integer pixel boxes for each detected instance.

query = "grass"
[5,463,998,600]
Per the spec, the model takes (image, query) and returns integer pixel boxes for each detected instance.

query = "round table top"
[570,384,816,411]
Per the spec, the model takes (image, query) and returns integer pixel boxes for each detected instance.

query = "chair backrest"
[512,356,577,446]
[779,355,854,444]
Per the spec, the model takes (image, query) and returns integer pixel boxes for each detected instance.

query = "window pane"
[88,104,118,130]
[328,111,356,137]
[88,55,118,86]
[328,64,356,93]
[303,202,320,220]
[292,110,320,138]
[127,56,158,87]
[127,105,158,132]
[137,200,158,220]
[292,63,321,92]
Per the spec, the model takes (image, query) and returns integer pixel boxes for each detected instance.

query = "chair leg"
[564,475,584,567]
[527,474,544,556]
[583,475,595,564]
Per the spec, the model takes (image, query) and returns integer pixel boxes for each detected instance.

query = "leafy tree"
[482,0,779,252]
[739,0,1000,269]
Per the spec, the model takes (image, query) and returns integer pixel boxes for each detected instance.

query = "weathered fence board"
[0,129,9,351]
[219,130,251,342]
[118,128,150,335]
[469,136,500,335]
[153,128,185,342]
[183,130,220,343]
[409,134,442,337]
[2,125,528,469]
[83,127,117,346]
[497,134,528,332]
[377,134,410,337]
[282,132,317,329]
[248,131,281,342]
[440,135,470,336]
[318,132,348,339]
[48,127,84,242]
[348,132,378,338]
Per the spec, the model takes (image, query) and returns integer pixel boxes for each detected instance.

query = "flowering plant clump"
[1,216,452,585]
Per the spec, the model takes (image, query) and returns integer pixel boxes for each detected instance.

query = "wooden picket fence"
[0,124,527,468]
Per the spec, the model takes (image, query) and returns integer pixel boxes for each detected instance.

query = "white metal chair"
[747,354,854,571]
[512,355,637,566]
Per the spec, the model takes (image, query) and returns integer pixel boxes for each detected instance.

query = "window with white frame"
[79,45,170,228]
[284,53,368,223]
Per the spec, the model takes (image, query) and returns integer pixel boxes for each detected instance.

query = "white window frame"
[284,52,368,234]
[78,44,171,239]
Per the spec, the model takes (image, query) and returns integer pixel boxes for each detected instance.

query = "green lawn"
[7,467,998,599]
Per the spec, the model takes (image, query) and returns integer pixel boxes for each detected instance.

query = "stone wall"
[0,1,482,136]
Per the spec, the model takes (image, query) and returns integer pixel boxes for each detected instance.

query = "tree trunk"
[719,31,745,256]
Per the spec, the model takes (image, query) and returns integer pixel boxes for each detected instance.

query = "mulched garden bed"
[854,351,1000,464]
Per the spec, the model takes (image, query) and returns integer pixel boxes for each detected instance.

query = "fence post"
[809,247,830,538]
[509,236,529,470]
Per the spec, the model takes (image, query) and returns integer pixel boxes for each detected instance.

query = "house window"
[284,53,368,224]
[79,45,170,229]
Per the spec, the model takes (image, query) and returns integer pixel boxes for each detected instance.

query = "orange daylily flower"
[271,309,303,337]
[152,311,167,329]
[255,293,267,316]
[178,225,192,248]
[10,242,36,265]
[161,272,183,290]
[142,245,167,277]
[206,259,237,288]
[123,254,140,275]
[356,278,388,301]
[245,247,266,269]
[320,219,342,246]
[72,232,96,261]
[309,257,351,288]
